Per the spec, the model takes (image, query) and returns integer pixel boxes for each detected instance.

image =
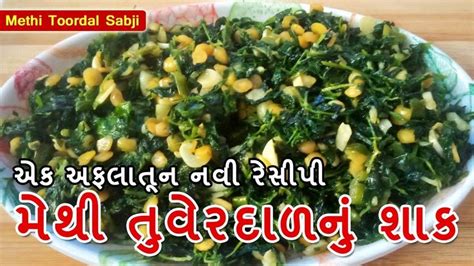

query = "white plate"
[0,1,472,265]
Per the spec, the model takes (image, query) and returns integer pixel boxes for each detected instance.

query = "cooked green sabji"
[1,6,472,265]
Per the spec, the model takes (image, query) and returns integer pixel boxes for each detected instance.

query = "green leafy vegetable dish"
[1,6,472,265]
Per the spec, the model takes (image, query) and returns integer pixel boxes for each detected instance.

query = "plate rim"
[0,1,472,265]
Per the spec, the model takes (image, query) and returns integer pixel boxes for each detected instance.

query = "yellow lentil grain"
[302,31,318,43]
[44,74,61,87]
[37,188,47,198]
[298,140,317,154]
[117,137,137,152]
[232,78,254,93]
[78,150,96,166]
[397,129,416,144]
[213,64,228,75]
[110,88,124,106]
[305,152,327,166]
[344,86,362,98]
[298,36,310,48]
[225,72,237,86]
[145,117,159,134]
[152,150,168,168]
[93,151,114,162]
[83,68,103,87]
[163,56,178,73]
[291,24,305,35]
[195,43,214,55]
[279,31,293,42]
[192,49,208,65]
[393,105,413,125]
[250,74,263,89]
[213,47,229,65]
[175,34,193,47]
[246,27,260,40]
[310,3,324,12]
[96,136,113,152]
[167,135,182,152]
[212,198,233,212]
[154,121,170,137]
[195,239,215,252]
[311,22,328,35]
[195,145,213,162]
[282,15,297,29]
[9,136,21,155]
[143,195,159,212]
[67,76,82,86]
[98,190,110,202]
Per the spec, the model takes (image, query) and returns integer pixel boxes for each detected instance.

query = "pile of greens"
[1,7,472,265]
